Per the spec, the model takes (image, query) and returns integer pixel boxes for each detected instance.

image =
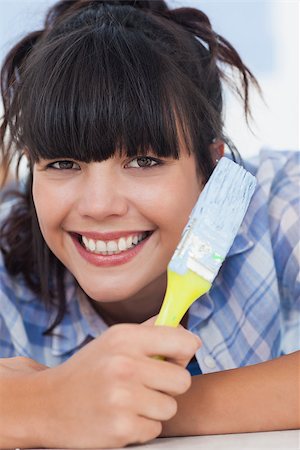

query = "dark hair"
[0,0,259,332]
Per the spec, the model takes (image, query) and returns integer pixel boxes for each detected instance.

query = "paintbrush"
[155,157,256,327]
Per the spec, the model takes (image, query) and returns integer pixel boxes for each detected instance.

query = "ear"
[209,139,224,163]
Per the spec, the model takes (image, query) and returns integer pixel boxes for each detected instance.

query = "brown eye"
[137,157,153,167]
[126,157,161,168]
[48,160,80,170]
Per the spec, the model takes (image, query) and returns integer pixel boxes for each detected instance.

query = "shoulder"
[0,196,37,303]
[248,149,300,304]
[246,149,299,192]
[0,250,54,359]
[245,149,299,228]
[0,250,39,313]
[253,150,299,240]
[0,250,32,357]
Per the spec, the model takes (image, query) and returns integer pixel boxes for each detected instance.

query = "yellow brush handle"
[155,269,211,327]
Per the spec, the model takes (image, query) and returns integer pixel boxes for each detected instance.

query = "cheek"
[32,178,65,241]
[140,177,201,245]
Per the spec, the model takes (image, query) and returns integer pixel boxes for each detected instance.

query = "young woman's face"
[32,150,203,310]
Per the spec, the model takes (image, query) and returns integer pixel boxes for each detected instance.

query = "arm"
[0,324,200,448]
[162,351,300,436]
[0,357,48,448]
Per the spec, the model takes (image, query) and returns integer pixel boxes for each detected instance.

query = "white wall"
[0,0,299,157]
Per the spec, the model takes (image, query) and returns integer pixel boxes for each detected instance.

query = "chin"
[81,283,139,303]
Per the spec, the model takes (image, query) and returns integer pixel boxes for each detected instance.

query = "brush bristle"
[169,157,256,280]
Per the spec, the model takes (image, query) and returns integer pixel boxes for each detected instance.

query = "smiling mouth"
[75,231,153,256]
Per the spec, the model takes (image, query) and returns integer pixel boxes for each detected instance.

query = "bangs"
[17,20,194,163]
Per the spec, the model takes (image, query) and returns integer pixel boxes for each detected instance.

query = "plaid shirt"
[0,150,299,373]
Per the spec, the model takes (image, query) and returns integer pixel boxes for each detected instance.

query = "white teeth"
[81,232,149,255]
[107,241,118,252]
[88,239,96,252]
[118,237,127,251]
[96,240,107,253]
[82,236,89,248]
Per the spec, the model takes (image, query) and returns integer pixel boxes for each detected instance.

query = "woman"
[0,1,299,447]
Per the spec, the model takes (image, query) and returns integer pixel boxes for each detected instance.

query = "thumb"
[141,314,185,331]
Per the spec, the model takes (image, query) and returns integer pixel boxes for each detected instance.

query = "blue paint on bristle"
[169,157,256,280]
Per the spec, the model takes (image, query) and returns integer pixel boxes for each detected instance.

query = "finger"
[133,416,162,445]
[111,324,201,360]
[164,351,198,369]
[148,326,201,361]
[135,386,178,421]
[142,318,198,367]
[109,412,162,447]
[138,357,192,396]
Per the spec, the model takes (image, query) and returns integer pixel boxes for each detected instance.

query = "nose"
[77,162,129,220]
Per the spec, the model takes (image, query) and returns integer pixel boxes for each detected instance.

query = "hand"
[33,323,201,448]
[142,315,201,368]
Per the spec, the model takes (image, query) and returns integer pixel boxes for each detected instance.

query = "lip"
[72,230,150,241]
[70,232,153,267]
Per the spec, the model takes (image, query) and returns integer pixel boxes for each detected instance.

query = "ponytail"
[167,7,259,121]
